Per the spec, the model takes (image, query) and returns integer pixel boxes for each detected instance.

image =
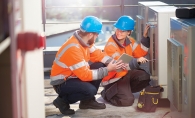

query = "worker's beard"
[87,36,95,45]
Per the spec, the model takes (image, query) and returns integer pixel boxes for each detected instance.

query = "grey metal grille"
[167,38,183,111]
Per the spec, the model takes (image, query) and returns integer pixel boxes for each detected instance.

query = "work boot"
[79,97,106,109]
[53,97,75,115]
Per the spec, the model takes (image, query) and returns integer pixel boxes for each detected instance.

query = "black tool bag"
[176,7,195,19]
[137,85,164,112]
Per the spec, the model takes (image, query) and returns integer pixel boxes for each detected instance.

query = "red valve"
[39,33,46,49]
[17,32,46,51]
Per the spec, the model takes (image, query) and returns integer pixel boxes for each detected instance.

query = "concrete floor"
[44,79,173,118]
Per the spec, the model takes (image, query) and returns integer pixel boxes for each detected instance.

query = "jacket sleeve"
[64,46,108,81]
[129,58,139,70]
[141,36,150,48]
[104,42,121,60]
[130,37,150,58]
[129,55,150,75]
[89,44,111,64]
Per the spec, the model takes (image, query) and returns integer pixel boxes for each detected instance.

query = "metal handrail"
[45,5,121,9]
[45,21,116,24]
[125,4,195,7]
[45,4,195,9]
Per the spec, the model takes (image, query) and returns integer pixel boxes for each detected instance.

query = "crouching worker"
[50,16,126,115]
[101,15,151,106]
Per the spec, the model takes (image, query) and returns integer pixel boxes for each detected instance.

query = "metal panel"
[147,8,158,78]
[21,0,45,117]
[170,17,195,118]
[149,25,156,76]
[138,1,167,21]
[167,38,183,111]
[136,1,167,42]
[136,15,144,42]
[146,6,177,98]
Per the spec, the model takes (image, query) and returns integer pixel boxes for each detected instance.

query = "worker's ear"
[128,30,132,36]
[88,33,93,39]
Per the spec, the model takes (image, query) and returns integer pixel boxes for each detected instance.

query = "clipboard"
[116,53,133,72]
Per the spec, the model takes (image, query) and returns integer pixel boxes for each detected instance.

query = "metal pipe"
[45,5,120,9]
[121,0,124,15]
[42,0,46,32]
[45,4,195,9]
[45,21,116,24]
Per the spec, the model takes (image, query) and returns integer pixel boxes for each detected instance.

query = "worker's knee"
[86,86,97,97]
[137,70,150,81]
[130,70,150,93]
[131,79,150,93]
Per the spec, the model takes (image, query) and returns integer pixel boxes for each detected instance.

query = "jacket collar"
[73,30,90,48]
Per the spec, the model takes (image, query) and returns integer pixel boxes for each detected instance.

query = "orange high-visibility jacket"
[50,31,111,85]
[101,34,150,86]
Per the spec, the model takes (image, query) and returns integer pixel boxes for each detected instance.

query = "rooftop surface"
[44,79,172,118]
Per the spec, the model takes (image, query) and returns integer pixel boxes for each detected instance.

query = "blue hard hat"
[114,15,135,31]
[80,16,103,34]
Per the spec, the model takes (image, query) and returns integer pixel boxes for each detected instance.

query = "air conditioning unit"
[136,1,168,42]
[167,17,195,118]
[147,6,177,98]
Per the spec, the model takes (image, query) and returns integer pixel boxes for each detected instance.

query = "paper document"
[116,53,133,72]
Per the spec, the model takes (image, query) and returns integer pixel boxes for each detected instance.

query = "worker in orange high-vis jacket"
[101,15,151,106]
[50,16,126,115]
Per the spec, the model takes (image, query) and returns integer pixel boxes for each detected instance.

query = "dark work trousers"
[129,69,151,93]
[102,69,150,106]
[53,62,106,104]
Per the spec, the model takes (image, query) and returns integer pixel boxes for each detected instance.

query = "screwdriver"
[147,59,156,62]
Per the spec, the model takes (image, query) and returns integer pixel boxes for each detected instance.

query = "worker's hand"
[137,57,148,64]
[121,63,129,70]
[143,24,150,38]
[107,59,124,72]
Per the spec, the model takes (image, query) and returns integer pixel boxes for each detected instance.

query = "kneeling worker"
[101,15,151,106]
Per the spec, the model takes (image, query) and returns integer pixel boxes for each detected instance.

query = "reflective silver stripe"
[58,43,79,58]
[101,77,120,86]
[107,42,117,48]
[132,42,138,51]
[85,61,89,67]
[50,74,66,81]
[54,43,79,68]
[89,45,97,53]
[69,60,88,71]
[92,70,98,80]
[54,58,68,68]
[141,43,149,52]
[112,52,120,58]
[130,43,133,49]
[101,56,110,63]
